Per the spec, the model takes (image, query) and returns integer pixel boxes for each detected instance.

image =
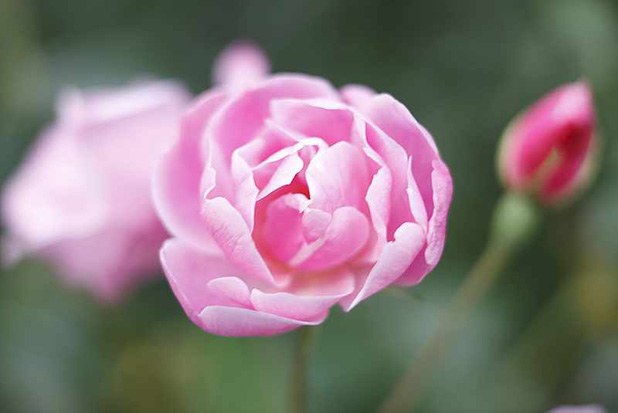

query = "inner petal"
[305,141,371,213]
[270,98,355,145]
[289,206,370,271]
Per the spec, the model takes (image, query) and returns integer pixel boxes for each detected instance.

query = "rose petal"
[250,270,354,321]
[290,206,370,271]
[58,81,189,125]
[1,127,108,250]
[361,121,412,237]
[250,289,338,322]
[205,74,340,167]
[301,209,332,243]
[160,239,245,327]
[363,94,441,215]
[406,156,428,232]
[396,160,453,285]
[342,222,425,310]
[201,197,275,284]
[230,145,260,231]
[212,41,271,90]
[198,306,326,337]
[340,84,376,111]
[153,91,227,249]
[257,153,304,200]
[270,98,355,145]
[260,193,310,263]
[305,141,371,213]
[207,277,252,307]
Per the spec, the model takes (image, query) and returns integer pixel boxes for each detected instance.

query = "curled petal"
[363,94,441,215]
[250,281,351,322]
[305,141,371,213]
[291,206,370,271]
[397,160,453,285]
[201,197,275,285]
[260,193,309,263]
[207,277,252,307]
[342,222,425,310]
[406,157,428,232]
[425,160,453,268]
[257,153,304,200]
[198,306,326,337]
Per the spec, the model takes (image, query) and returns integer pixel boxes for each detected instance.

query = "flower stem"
[379,192,538,413]
[291,326,316,413]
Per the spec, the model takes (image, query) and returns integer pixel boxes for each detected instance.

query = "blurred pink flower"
[498,81,596,205]
[154,41,453,336]
[549,405,606,413]
[2,81,190,301]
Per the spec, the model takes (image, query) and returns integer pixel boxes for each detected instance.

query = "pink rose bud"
[154,42,453,336]
[498,81,596,205]
[2,81,190,302]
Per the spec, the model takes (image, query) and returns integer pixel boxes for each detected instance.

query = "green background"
[1,0,617,412]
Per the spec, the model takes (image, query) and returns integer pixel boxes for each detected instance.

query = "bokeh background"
[1,0,617,412]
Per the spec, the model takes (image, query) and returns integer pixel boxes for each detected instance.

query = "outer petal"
[361,121,414,237]
[342,222,425,310]
[198,306,326,337]
[424,160,453,268]
[397,160,453,285]
[250,266,356,323]
[160,239,246,327]
[153,91,227,249]
[362,94,441,215]
[250,269,353,321]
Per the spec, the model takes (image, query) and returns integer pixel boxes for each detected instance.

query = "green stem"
[291,327,316,413]
[379,192,538,413]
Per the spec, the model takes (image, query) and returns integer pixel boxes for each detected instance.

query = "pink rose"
[2,81,190,301]
[498,81,596,204]
[154,42,453,336]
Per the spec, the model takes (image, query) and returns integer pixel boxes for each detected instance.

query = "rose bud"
[498,81,596,205]
[2,81,190,301]
[154,42,453,336]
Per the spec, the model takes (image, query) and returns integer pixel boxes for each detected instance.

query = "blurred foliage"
[1,0,617,412]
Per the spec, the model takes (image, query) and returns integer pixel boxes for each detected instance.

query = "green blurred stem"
[291,326,316,413]
[379,192,539,413]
